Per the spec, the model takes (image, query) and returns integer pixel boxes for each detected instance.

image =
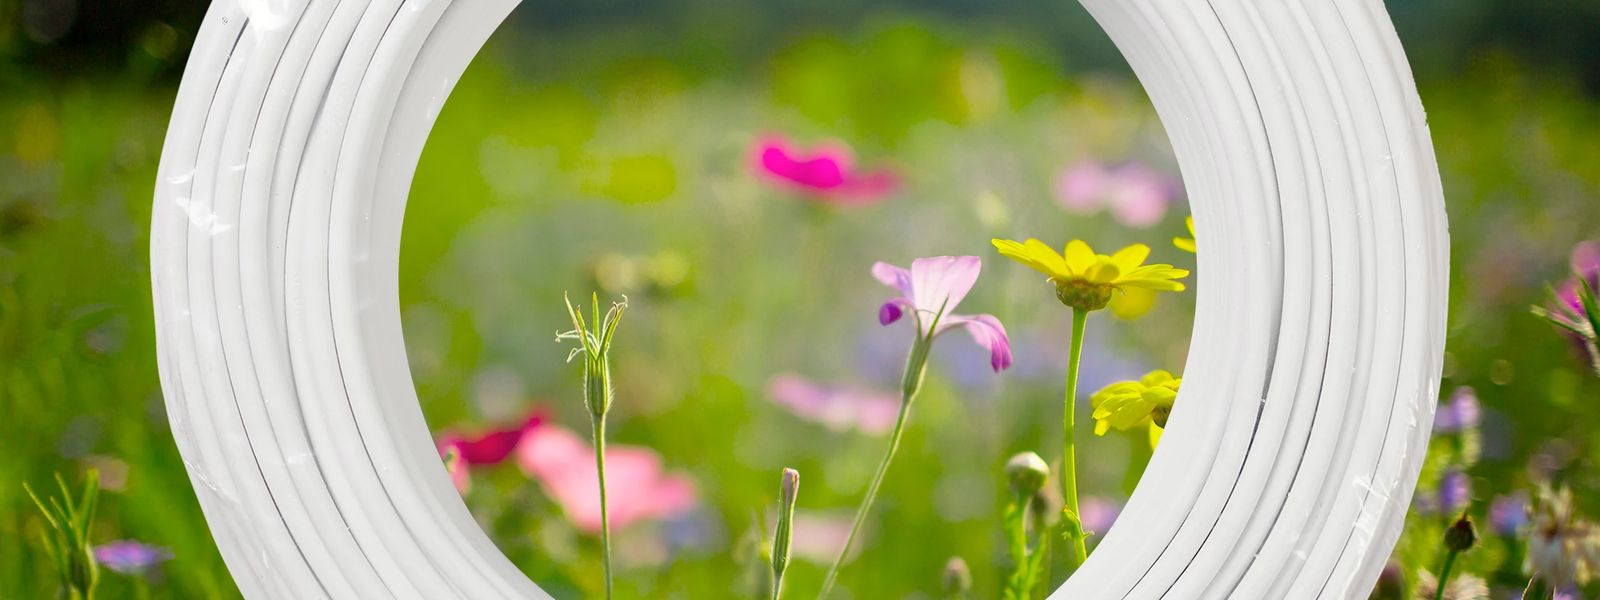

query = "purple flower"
[872,256,1013,372]
[1433,386,1481,434]
[767,374,902,435]
[1489,492,1529,535]
[1414,470,1472,516]
[1054,160,1181,228]
[93,540,173,575]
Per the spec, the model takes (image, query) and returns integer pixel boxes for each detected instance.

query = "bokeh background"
[3,0,1600,598]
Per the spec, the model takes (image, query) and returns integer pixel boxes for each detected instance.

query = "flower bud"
[771,468,799,596]
[1444,512,1479,552]
[1005,452,1049,496]
[941,557,972,597]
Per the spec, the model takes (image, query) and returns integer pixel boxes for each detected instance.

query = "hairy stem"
[592,416,613,600]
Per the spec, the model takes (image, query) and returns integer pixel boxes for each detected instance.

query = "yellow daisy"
[1089,370,1181,436]
[1173,216,1196,253]
[991,238,1189,312]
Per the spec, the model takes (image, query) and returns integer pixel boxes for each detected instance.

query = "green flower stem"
[1061,308,1090,569]
[818,331,933,598]
[1434,548,1459,600]
[592,416,613,600]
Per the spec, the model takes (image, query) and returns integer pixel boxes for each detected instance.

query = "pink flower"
[767,374,902,435]
[435,411,545,495]
[1055,160,1181,228]
[436,412,545,466]
[1078,497,1122,536]
[753,135,898,205]
[874,256,1013,372]
[516,425,697,534]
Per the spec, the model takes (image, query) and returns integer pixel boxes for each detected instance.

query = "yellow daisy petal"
[1022,238,1069,276]
[1140,370,1175,387]
[1111,244,1151,273]
[1084,258,1121,284]
[993,238,1062,277]
[1119,279,1187,292]
[1063,239,1096,275]
[1109,287,1157,320]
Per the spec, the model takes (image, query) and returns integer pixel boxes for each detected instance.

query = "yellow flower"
[1173,216,1196,253]
[991,238,1188,312]
[1089,370,1181,436]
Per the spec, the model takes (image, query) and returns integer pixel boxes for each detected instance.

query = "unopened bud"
[1444,512,1478,552]
[1005,452,1049,496]
[941,556,971,597]
[771,468,800,596]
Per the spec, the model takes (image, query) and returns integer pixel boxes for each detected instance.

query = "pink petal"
[443,413,544,465]
[1055,160,1108,212]
[516,425,697,534]
[755,135,849,190]
[936,313,1013,372]
[909,256,982,319]
[1106,164,1175,228]
[871,262,913,295]
[767,374,901,435]
[1572,240,1600,276]
[828,169,899,204]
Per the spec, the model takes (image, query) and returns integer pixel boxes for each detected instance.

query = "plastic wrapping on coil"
[149,0,1448,597]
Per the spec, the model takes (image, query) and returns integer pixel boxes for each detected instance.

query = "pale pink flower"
[516,425,697,534]
[874,256,1013,372]
[1054,159,1181,228]
[753,134,898,205]
[767,374,901,435]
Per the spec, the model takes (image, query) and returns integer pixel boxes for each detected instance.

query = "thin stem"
[1061,308,1090,569]
[818,396,913,598]
[592,416,613,600]
[1434,548,1459,600]
[818,337,928,598]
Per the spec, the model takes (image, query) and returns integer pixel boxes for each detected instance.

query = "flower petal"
[1108,286,1157,320]
[871,261,913,295]
[878,299,909,325]
[993,238,1063,277]
[936,313,1013,372]
[1110,244,1151,273]
[910,256,981,316]
[1064,239,1096,274]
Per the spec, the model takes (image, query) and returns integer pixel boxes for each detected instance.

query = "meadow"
[3,8,1600,599]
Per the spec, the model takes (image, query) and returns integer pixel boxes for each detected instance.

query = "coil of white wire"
[150,0,1448,598]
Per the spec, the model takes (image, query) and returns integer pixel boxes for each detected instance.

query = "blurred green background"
[3,0,1600,598]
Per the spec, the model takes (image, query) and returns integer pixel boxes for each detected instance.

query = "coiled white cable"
[150,0,1447,598]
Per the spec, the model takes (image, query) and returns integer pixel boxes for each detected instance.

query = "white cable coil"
[150,0,1448,598]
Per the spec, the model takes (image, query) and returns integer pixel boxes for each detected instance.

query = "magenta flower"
[516,425,697,534]
[1548,240,1600,371]
[767,374,901,435]
[753,134,898,205]
[873,256,1013,372]
[1558,240,1600,312]
[1055,159,1181,228]
[1433,386,1481,434]
[435,412,545,466]
[94,540,173,575]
